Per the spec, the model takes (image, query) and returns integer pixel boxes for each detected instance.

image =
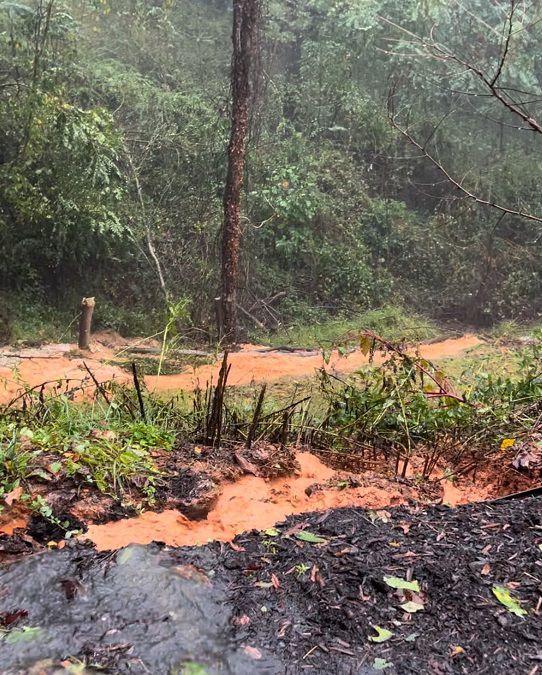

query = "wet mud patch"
[0,543,280,674]
[0,498,541,674]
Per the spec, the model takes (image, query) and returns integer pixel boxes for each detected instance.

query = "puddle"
[84,452,410,550]
[0,334,482,403]
[146,334,482,392]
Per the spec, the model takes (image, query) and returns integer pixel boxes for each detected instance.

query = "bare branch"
[490,0,516,86]
[389,116,542,224]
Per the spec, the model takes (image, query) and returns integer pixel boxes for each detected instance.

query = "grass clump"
[0,388,179,512]
[253,306,439,349]
[313,332,542,480]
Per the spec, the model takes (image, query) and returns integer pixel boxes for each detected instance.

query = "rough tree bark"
[221,0,260,344]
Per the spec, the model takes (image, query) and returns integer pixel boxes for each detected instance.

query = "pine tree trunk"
[221,0,259,344]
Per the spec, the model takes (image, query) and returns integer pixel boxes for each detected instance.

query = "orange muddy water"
[85,452,406,550]
[83,451,492,551]
[0,333,481,404]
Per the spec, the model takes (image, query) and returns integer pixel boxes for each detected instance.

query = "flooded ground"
[0,332,481,403]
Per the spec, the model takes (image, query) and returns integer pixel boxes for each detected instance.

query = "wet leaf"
[295,531,327,544]
[384,576,420,592]
[492,585,527,617]
[232,615,250,626]
[0,609,28,628]
[368,625,393,643]
[372,657,393,670]
[116,548,134,565]
[4,627,46,644]
[229,542,245,552]
[264,528,279,537]
[4,486,23,506]
[243,645,262,660]
[400,601,424,613]
[173,565,210,585]
[182,663,208,675]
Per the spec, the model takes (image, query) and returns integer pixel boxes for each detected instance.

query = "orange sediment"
[0,334,481,404]
[84,452,408,550]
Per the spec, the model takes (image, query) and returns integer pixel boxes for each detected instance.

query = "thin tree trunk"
[221,0,260,344]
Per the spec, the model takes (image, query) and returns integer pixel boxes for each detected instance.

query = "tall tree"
[221,0,260,343]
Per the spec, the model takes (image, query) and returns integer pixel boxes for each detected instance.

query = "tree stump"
[78,297,95,350]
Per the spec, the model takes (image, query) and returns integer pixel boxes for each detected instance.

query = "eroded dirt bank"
[0,333,481,403]
[1,498,540,674]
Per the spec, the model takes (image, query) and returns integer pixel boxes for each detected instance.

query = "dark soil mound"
[0,498,540,674]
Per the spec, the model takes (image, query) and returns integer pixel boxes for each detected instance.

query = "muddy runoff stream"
[82,451,491,551]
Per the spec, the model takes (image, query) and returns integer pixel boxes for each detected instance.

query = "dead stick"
[83,361,111,406]
[247,383,267,449]
[131,361,147,422]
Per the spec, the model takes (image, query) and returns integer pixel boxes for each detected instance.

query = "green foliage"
[1,0,542,336]
[0,390,177,501]
[252,305,438,348]
[317,333,542,477]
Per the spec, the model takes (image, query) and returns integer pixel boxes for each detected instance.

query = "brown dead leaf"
[243,645,262,660]
[234,451,260,476]
[310,564,325,587]
[396,521,412,534]
[283,522,306,537]
[481,544,492,555]
[229,541,246,552]
[173,564,210,585]
[271,573,281,590]
[4,486,23,506]
[481,563,491,576]
[232,614,251,626]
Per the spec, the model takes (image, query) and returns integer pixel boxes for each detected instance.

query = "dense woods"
[1,0,542,339]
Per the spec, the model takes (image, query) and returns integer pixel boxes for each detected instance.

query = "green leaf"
[384,576,420,592]
[49,461,62,474]
[4,627,46,644]
[116,548,134,565]
[264,528,279,537]
[372,657,393,670]
[182,663,208,675]
[400,601,424,613]
[295,531,327,544]
[404,632,418,643]
[359,335,372,356]
[492,586,527,617]
[368,625,393,643]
